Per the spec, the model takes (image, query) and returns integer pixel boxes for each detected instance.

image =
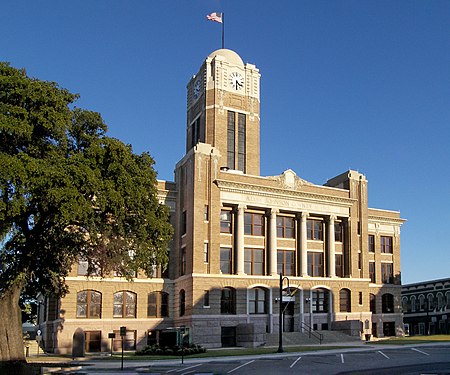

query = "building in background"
[402,278,450,336]
[38,49,406,354]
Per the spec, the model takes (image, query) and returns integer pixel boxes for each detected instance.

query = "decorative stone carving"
[269,169,312,190]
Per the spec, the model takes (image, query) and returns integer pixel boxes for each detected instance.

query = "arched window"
[339,289,351,312]
[381,293,394,313]
[249,287,267,314]
[179,289,185,317]
[147,291,169,318]
[410,296,416,312]
[77,290,101,318]
[113,291,137,318]
[312,288,329,313]
[419,295,426,311]
[427,294,435,310]
[401,297,409,313]
[221,287,236,314]
[370,293,376,313]
[446,291,450,307]
[437,293,444,310]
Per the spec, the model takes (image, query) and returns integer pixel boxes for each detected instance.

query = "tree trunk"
[0,282,26,363]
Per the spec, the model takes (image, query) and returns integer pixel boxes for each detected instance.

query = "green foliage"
[135,344,207,356]
[0,62,173,298]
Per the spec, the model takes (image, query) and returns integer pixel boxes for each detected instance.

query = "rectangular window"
[368,235,375,252]
[220,210,232,234]
[245,248,264,275]
[334,222,343,242]
[147,292,169,318]
[244,212,264,236]
[203,243,209,263]
[203,291,210,307]
[276,216,295,238]
[249,288,267,314]
[307,252,324,277]
[190,117,201,149]
[237,113,246,172]
[220,247,232,274]
[85,331,102,353]
[181,211,187,235]
[381,236,393,253]
[312,289,329,313]
[277,250,295,276]
[77,259,100,276]
[307,219,323,240]
[204,205,209,221]
[227,111,235,169]
[180,248,186,276]
[359,292,363,305]
[78,260,88,276]
[113,330,136,351]
[381,263,394,284]
[369,262,376,283]
[335,254,343,277]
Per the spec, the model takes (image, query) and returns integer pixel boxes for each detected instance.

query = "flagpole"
[222,13,225,49]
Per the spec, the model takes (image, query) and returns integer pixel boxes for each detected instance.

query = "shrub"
[135,343,207,356]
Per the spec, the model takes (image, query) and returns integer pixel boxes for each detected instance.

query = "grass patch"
[106,345,357,361]
[371,334,450,345]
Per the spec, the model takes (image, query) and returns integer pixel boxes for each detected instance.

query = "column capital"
[270,208,279,216]
[328,214,337,222]
[237,204,247,212]
[301,211,309,219]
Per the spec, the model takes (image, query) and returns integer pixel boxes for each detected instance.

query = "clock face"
[193,79,201,99]
[229,72,243,90]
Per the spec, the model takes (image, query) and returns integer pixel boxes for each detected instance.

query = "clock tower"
[186,49,261,175]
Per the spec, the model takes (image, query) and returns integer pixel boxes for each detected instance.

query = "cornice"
[368,215,406,225]
[215,179,356,208]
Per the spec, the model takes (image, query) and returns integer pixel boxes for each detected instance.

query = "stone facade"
[402,278,450,336]
[38,49,405,354]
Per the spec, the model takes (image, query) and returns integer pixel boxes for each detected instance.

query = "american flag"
[206,12,223,23]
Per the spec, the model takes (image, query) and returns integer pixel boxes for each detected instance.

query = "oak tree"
[0,62,173,364]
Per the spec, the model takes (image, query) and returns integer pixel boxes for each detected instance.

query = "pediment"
[269,169,313,190]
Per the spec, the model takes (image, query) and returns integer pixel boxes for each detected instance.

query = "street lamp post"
[278,273,290,353]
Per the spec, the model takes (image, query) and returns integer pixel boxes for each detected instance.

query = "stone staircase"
[264,330,361,346]
[24,339,43,357]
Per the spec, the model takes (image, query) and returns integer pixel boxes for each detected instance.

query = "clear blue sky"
[2,1,449,284]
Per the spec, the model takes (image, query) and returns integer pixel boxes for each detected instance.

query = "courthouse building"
[38,49,406,354]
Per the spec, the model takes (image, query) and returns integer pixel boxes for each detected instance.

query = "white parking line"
[175,363,202,372]
[377,350,390,359]
[411,347,430,356]
[227,360,255,373]
[341,353,345,363]
[290,356,302,368]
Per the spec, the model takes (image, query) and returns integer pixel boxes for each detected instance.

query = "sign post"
[36,329,42,356]
[120,326,126,371]
[108,332,116,356]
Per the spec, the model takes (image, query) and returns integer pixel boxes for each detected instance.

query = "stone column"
[328,215,336,277]
[300,212,309,277]
[236,204,246,275]
[270,208,278,276]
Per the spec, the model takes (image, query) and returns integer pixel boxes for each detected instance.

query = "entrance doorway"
[221,326,236,347]
[282,302,294,332]
[383,322,395,337]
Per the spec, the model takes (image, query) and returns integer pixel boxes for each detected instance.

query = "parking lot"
[79,344,450,374]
